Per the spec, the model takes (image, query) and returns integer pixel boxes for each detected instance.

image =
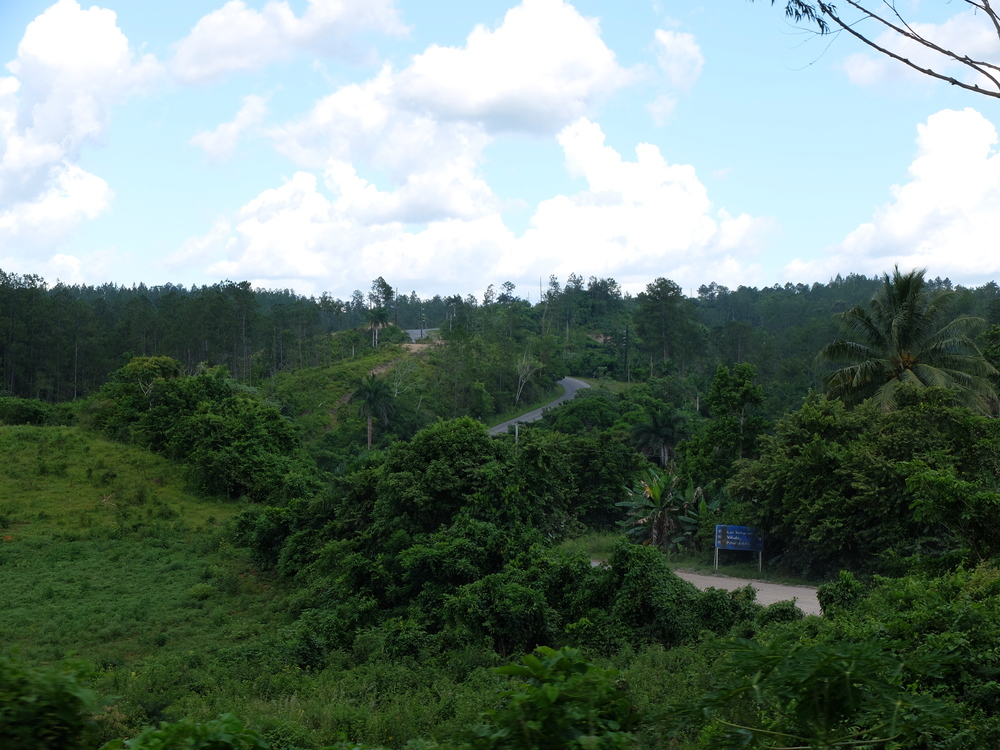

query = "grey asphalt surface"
[406,328,439,341]
[674,571,821,616]
[489,377,591,435]
[589,562,821,615]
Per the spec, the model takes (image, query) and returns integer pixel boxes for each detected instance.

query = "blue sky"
[2,0,999,299]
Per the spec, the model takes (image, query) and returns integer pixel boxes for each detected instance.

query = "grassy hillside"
[0,426,289,739]
[0,424,516,748]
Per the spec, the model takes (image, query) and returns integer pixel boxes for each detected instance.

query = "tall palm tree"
[366,307,390,347]
[817,267,998,413]
[352,373,394,448]
[630,407,687,466]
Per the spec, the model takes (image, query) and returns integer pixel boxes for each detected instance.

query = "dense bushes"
[87,357,321,503]
[0,396,73,426]
[730,388,1000,575]
[465,647,643,750]
[0,656,102,750]
[233,417,799,674]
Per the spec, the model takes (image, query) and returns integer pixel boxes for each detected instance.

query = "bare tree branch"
[758,0,1000,98]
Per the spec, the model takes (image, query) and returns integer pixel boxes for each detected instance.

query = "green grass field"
[0,425,517,747]
[0,426,294,737]
[0,424,732,749]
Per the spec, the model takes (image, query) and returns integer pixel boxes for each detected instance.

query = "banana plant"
[617,465,706,553]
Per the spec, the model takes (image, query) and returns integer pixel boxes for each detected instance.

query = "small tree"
[514,353,540,405]
[365,306,389,347]
[817,267,997,413]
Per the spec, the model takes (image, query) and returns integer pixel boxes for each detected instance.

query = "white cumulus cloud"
[171,0,406,84]
[0,0,160,249]
[269,0,639,226]
[786,108,1000,284]
[190,94,269,161]
[513,118,771,288]
[181,117,770,297]
[394,0,633,134]
[0,163,112,247]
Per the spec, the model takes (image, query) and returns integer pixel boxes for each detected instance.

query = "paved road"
[406,328,440,341]
[589,560,820,615]
[674,571,821,616]
[489,377,591,435]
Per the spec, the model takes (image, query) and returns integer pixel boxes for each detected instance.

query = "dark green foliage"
[904,457,1000,561]
[617,466,704,553]
[352,373,394,449]
[818,267,997,413]
[672,637,957,749]
[0,656,103,750]
[730,389,1000,574]
[680,363,768,490]
[816,571,867,616]
[0,397,72,425]
[506,427,647,532]
[372,417,504,535]
[694,585,765,636]
[768,566,1000,747]
[447,572,557,657]
[464,647,643,750]
[99,713,269,749]
[629,405,686,466]
[541,390,619,433]
[597,543,700,647]
[90,358,319,503]
[634,277,703,371]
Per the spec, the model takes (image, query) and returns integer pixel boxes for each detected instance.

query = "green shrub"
[188,583,216,600]
[463,646,643,750]
[0,655,103,749]
[99,713,269,749]
[817,570,867,616]
[0,397,71,426]
[669,637,957,749]
[446,573,556,657]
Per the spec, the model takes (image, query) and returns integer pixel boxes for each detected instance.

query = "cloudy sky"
[2,0,999,299]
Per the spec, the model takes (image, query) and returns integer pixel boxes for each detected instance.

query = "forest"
[4,266,1000,749]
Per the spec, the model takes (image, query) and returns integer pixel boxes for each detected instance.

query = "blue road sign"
[715,525,763,552]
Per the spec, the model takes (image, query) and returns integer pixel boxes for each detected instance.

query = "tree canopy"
[817,267,997,413]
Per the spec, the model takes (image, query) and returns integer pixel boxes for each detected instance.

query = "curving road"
[673,571,821,616]
[490,378,821,614]
[489,377,590,435]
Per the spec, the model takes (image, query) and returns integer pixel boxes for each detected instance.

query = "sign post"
[714,525,763,572]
